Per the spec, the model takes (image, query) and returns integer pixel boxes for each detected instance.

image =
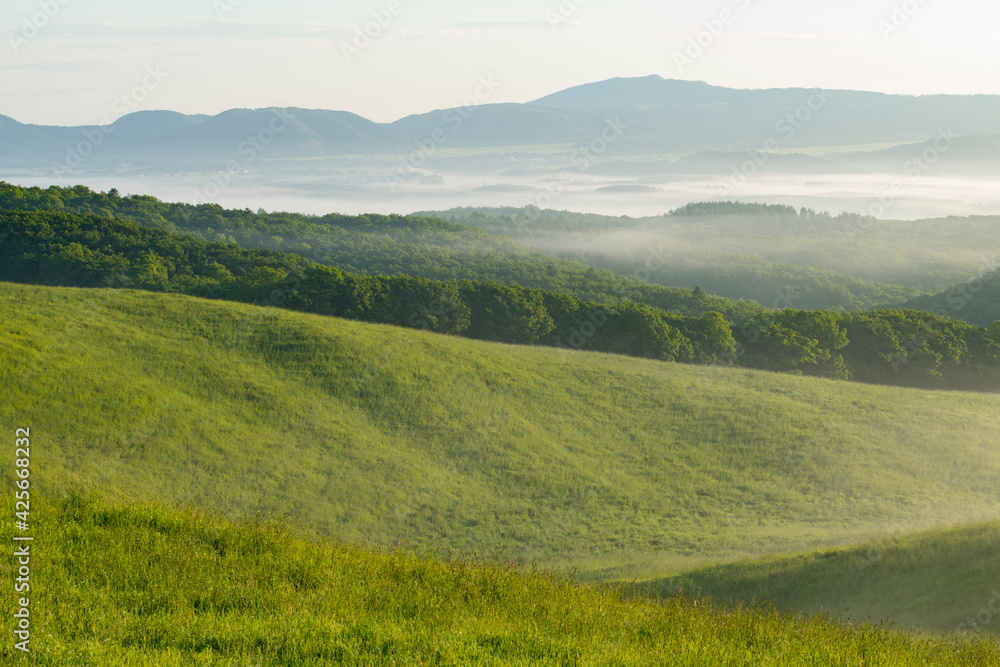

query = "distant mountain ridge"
[3,75,1000,167]
[530,75,734,109]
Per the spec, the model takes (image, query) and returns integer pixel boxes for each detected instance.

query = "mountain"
[529,75,1000,148]
[4,76,1000,168]
[179,107,402,152]
[103,109,207,140]
[837,133,1000,175]
[530,75,724,109]
[390,102,606,146]
[393,77,1000,153]
[0,107,408,167]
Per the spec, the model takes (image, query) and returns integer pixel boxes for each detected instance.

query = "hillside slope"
[423,204,1000,312]
[2,283,1000,577]
[904,269,1000,327]
[0,182,756,321]
[640,521,1000,635]
[4,493,997,665]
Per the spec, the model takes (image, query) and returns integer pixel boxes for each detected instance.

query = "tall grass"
[638,520,1000,635]
[2,492,998,666]
[1,282,1000,579]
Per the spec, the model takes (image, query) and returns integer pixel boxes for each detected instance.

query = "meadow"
[2,282,999,579]
[2,491,998,666]
[638,520,1000,635]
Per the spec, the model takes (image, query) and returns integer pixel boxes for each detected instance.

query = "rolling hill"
[3,492,997,665]
[838,133,1000,176]
[903,269,1000,327]
[3,282,1000,580]
[639,521,1000,635]
[420,203,1000,313]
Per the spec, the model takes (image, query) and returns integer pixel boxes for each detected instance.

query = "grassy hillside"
[3,282,1000,578]
[2,492,998,666]
[639,521,1000,635]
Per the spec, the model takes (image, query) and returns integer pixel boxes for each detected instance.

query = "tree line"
[0,182,762,322]
[2,207,999,391]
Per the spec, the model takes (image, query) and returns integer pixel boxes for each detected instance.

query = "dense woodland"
[0,208,734,365]
[426,204,999,313]
[2,183,1000,391]
[0,182,759,321]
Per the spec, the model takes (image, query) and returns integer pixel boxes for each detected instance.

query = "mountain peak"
[530,75,719,110]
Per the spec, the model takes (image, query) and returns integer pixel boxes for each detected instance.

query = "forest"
[2,183,999,391]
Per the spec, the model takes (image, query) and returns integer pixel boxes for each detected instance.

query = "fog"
[522,220,1000,285]
[6,168,1000,222]
[7,159,998,308]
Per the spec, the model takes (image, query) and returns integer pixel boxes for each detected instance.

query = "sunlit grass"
[2,282,1000,580]
[637,520,1000,636]
[1,492,998,666]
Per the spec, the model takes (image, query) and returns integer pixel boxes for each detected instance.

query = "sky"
[2,0,1000,126]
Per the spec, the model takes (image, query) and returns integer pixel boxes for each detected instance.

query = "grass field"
[2,281,1000,581]
[3,281,1000,661]
[2,492,998,666]
[637,520,1000,636]
[3,281,1000,574]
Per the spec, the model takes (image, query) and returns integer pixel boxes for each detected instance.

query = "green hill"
[639,521,1000,635]
[0,182,757,321]
[5,203,1000,391]
[424,205,1000,313]
[3,282,1000,579]
[2,492,998,666]
[904,269,1000,327]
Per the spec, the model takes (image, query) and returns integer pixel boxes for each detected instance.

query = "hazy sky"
[3,0,999,126]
